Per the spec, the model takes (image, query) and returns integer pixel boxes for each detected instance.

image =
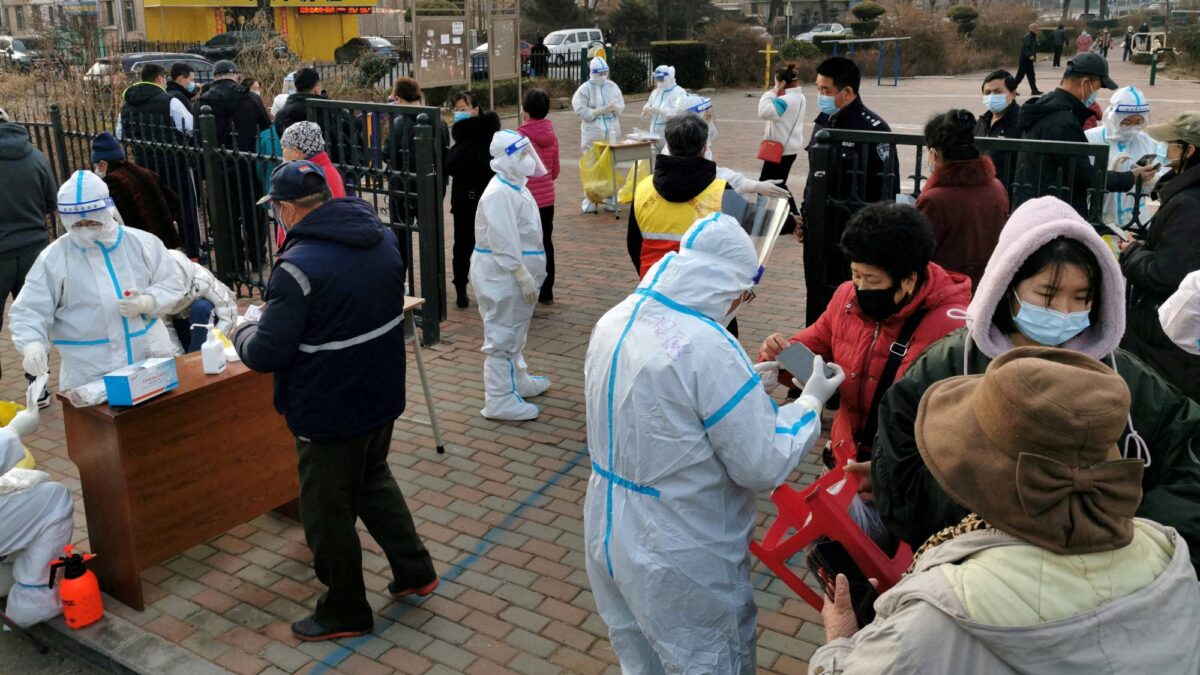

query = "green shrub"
[1175,23,1200,63]
[779,39,820,61]
[947,5,979,34]
[650,41,708,89]
[850,21,880,37]
[701,21,766,87]
[971,2,1037,54]
[851,1,886,22]
[608,53,649,93]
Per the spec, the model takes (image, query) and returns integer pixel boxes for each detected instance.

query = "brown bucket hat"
[915,346,1145,555]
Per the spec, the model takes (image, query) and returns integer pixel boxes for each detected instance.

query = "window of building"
[123,0,136,30]
[105,0,115,26]
[15,6,25,31]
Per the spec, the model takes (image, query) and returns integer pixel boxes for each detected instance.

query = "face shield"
[652,65,673,89]
[1106,86,1150,141]
[504,133,547,178]
[58,170,119,244]
[685,95,713,123]
[719,191,792,284]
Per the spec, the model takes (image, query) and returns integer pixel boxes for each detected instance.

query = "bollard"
[1150,51,1158,86]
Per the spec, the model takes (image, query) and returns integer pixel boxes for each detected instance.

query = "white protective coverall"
[1159,269,1200,355]
[162,250,238,355]
[271,71,296,118]
[10,171,186,390]
[573,57,625,212]
[642,65,687,143]
[1085,86,1168,227]
[0,400,73,627]
[471,130,551,421]
[583,214,841,674]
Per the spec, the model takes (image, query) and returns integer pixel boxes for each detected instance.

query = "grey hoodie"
[0,122,55,255]
[809,520,1200,674]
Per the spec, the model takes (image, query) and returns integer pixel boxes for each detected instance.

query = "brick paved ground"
[4,59,1195,674]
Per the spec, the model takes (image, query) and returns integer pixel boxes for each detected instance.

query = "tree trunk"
[768,0,783,24]
[817,0,829,22]
[1061,0,1072,23]
[1100,0,1108,19]
[656,0,670,41]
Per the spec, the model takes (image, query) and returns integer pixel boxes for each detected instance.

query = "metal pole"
[487,9,494,112]
[1150,51,1158,85]
[49,104,71,184]
[516,0,522,114]
[198,106,235,281]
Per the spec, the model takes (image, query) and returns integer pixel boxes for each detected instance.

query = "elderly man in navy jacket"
[234,161,437,641]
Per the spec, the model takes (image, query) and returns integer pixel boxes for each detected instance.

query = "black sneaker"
[290,617,370,642]
[455,287,469,309]
[36,385,51,410]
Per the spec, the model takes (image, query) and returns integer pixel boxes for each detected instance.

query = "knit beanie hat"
[91,132,126,163]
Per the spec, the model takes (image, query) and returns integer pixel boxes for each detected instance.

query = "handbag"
[757,92,802,164]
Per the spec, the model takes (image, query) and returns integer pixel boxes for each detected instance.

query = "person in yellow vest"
[627,115,726,278]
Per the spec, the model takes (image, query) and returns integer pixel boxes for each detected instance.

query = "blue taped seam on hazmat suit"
[583,214,824,675]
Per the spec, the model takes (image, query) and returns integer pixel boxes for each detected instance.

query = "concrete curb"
[31,601,231,675]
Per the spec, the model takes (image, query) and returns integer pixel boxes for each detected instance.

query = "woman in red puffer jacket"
[518,88,560,304]
[759,203,971,481]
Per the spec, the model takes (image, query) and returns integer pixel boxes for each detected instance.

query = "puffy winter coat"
[517,117,560,208]
[916,156,1009,290]
[1120,162,1200,401]
[769,262,971,462]
[446,112,501,214]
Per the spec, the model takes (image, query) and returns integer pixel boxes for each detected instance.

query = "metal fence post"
[49,104,71,184]
[414,113,443,346]
[198,107,235,281]
[806,132,833,327]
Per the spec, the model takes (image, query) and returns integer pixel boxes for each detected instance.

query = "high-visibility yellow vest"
[634,175,725,277]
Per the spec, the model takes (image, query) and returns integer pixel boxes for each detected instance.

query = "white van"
[542,28,605,65]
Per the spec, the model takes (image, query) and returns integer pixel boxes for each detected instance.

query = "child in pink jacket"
[518,89,560,304]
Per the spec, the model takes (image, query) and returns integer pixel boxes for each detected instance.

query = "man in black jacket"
[275,67,363,166]
[1013,23,1043,96]
[197,60,272,269]
[166,62,196,109]
[234,161,437,641]
[1013,53,1157,217]
[1119,114,1200,401]
[799,57,899,325]
[975,69,1022,185]
[1051,24,1068,67]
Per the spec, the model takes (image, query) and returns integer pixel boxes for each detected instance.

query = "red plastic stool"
[750,467,913,610]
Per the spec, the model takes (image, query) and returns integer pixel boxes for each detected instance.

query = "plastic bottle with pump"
[192,314,227,375]
[49,545,104,629]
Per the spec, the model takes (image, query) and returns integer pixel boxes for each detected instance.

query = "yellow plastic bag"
[617,159,653,204]
[0,400,35,469]
[579,142,615,204]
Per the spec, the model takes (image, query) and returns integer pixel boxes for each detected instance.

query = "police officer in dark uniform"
[799,57,900,326]
[975,69,1022,185]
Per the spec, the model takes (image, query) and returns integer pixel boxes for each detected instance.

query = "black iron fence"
[12,99,447,344]
[804,129,1112,324]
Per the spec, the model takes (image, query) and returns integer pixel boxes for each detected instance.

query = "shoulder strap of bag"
[854,309,929,457]
[765,91,803,142]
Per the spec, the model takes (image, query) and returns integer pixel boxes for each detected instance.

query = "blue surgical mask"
[453,111,471,123]
[186,81,196,94]
[1084,91,1099,107]
[1011,296,1091,346]
[983,93,1008,113]
[817,94,839,116]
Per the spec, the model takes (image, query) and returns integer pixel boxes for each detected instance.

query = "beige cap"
[1147,113,1200,146]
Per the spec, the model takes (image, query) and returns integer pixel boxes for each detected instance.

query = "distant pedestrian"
[529,36,550,78]
[1014,23,1042,96]
[0,108,54,396]
[974,70,1022,183]
[518,88,560,304]
[1099,29,1112,58]
[382,77,449,239]
[276,68,363,166]
[166,62,197,108]
[757,62,808,220]
[1051,23,1068,67]
[1123,26,1135,61]
[90,132,182,250]
[1077,30,1093,55]
[445,91,500,309]
[917,110,1008,289]
[235,161,438,642]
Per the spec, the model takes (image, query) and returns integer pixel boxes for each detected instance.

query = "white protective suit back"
[582,213,823,674]
[643,65,686,140]
[162,250,238,354]
[10,174,185,389]
[1085,86,1167,227]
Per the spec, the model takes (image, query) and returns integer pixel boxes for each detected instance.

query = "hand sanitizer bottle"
[193,322,227,375]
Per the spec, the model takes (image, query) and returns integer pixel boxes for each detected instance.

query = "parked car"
[334,36,399,64]
[0,36,50,70]
[542,28,605,65]
[192,31,291,62]
[84,53,213,87]
[796,23,850,41]
[469,40,533,80]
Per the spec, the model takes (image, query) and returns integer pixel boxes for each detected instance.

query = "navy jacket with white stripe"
[235,197,407,442]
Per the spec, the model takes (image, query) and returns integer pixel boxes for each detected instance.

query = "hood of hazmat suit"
[643,65,686,140]
[470,130,550,421]
[8,170,185,390]
[1084,86,1167,226]
[582,213,826,674]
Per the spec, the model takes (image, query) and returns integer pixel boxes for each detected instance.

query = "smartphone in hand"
[807,538,879,627]
[777,341,834,383]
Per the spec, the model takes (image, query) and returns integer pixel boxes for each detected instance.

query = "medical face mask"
[1011,295,1091,346]
[855,284,905,322]
[983,93,1008,114]
[817,94,839,116]
[70,224,104,245]
[1114,123,1143,142]
[516,153,537,177]
[453,111,471,123]
[593,73,608,82]
[655,78,668,89]
[186,80,196,93]
[1083,81,1099,107]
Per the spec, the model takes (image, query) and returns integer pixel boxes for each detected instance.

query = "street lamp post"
[785,1,792,40]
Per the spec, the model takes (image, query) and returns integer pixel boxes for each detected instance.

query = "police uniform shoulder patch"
[877,143,891,162]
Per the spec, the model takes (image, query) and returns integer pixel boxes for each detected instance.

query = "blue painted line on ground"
[309,445,591,674]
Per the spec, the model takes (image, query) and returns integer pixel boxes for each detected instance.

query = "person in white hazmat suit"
[10,170,185,391]
[162,249,238,355]
[1085,86,1169,228]
[1159,269,1200,355]
[573,57,625,213]
[0,382,73,627]
[471,130,552,421]
[583,213,846,674]
[641,65,686,145]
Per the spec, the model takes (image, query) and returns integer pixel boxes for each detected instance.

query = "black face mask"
[855,285,904,322]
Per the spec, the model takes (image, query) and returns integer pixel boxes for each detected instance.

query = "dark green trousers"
[296,422,436,630]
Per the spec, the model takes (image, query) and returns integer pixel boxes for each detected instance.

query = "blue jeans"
[172,299,216,353]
